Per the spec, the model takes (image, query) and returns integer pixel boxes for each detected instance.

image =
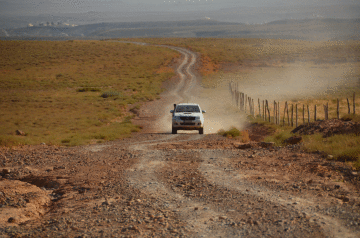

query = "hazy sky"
[1,0,360,15]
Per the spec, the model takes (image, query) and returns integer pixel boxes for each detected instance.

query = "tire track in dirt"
[127,136,236,237]
[199,150,358,238]
[164,46,198,102]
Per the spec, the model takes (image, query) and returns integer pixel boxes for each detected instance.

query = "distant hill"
[1,18,359,41]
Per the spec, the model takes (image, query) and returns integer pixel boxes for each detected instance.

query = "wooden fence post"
[295,104,298,127]
[354,93,356,115]
[291,104,294,127]
[250,98,252,116]
[239,92,242,111]
[263,100,265,121]
[266,100,270,122]
[323,104,328,120]
[245,94,247,113]
[337,99,339,119]
[307,105,310,124]
[238,92,242,111]
[314,105,317,121]
[249,98,252,116]
[245,97,250,112]
[303,104,305,124]
[265,100,267,121]
[274,101,276,124]
[240,93,242,111]
[278,102,280,125]
[250,98,253,116]
[287,103,290,126]
[283,102,287,126]
[258,99,261,118]
[347,98,350,114]
[239,93,242,110]
[239,92,242,109]
[264,100,267,121]
[252,99,255,116]
[240,93,242,110]
[253,99,255,116]
[265,100,268,121]
[243,94,245,111]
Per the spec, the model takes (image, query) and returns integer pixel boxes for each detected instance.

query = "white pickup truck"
[170,103,206,134]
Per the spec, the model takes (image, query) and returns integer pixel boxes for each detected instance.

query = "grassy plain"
[0,40,179,146]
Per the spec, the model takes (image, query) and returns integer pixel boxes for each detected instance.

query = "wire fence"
[229,81,357,127]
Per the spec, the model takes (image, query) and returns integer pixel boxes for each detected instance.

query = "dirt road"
[1,44,360,237]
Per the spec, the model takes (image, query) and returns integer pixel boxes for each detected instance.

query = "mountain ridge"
[1,18,359,41]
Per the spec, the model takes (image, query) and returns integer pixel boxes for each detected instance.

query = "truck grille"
[180,117,195,121]
[180,122,196,126]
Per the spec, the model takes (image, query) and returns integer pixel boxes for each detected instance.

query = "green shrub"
[218,127,241,138]
[61,139,71,143]
[77,87,101,92]
[101,91,121,98]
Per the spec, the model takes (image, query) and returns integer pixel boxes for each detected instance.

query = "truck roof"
[176,103,199,106]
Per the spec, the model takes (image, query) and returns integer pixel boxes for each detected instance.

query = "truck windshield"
[176,105,200,113]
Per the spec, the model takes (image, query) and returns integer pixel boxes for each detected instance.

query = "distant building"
[28,23,34,27]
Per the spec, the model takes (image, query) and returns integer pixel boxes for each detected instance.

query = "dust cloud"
[183,61,359,134]
[227,62,359,102]
[183,81,248,134]
[198,89,247,134]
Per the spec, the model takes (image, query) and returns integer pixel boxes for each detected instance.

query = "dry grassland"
[0,40,180,146]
